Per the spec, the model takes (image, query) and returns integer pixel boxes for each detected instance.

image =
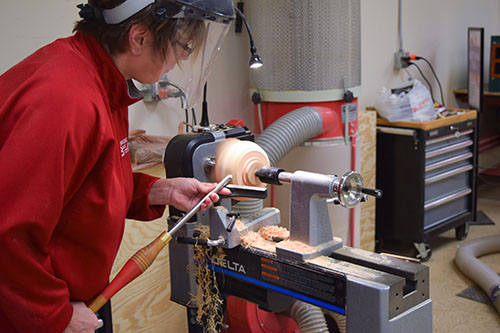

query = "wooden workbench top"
[372,109,477,130]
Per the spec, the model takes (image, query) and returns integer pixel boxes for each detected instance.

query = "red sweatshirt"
[0,31,166,332]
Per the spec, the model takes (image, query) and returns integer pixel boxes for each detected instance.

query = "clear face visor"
[165,17,230,108]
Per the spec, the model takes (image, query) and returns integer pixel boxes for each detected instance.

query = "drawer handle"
[426,129,473,146]
[424,188,471,211]
[425,152,473,172]
[425,139,473,158]
[377,127,416,136]
[425,164,473,184]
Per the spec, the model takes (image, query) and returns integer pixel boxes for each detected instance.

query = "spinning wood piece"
[215,138,270,187]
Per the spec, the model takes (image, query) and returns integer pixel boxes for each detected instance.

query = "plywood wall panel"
[358,110,377,251]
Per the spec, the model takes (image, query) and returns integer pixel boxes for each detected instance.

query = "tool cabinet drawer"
[424,190,471,229]
[425,129,474,153]
[424,163,472,202]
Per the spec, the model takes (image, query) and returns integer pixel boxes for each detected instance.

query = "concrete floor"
[425,178,500,332]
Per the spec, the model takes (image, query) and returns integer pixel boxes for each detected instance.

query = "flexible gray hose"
[324,310,347,333]
[455,235,500,315]
[231,198,263,217]
[289,301,329,332]
[255,106,323,166]
[233,107,324,216]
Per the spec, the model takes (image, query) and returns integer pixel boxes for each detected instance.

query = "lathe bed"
[208,242,431,332]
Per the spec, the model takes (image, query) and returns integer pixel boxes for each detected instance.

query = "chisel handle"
[87,231,172,313]
[87,175,232,313]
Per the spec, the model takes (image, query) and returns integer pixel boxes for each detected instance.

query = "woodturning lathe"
[163,124,432,333]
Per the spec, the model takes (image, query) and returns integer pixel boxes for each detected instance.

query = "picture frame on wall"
[467,27,484,111]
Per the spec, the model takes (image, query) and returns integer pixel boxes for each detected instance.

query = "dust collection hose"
[455,235,500,315]
[232,107,324,216]
[287,301,329,332]
[254,106,324,166]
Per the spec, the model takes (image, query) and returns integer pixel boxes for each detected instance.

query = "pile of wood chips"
[191,226,225,332]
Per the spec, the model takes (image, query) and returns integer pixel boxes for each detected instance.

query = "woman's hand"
[149,178,231,212]
[63,302,98,333]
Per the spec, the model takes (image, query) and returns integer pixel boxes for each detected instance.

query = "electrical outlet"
[394,50,410,69]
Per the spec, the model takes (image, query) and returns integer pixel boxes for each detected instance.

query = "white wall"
[0,1,79,71]
[361,0,500,109]
[1,1,499,137]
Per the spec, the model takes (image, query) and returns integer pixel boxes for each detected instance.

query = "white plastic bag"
[375,80,436,122]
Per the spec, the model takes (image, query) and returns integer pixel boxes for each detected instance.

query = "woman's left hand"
[149,177,231,212]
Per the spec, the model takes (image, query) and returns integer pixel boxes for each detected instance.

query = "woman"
[0,0,234,331]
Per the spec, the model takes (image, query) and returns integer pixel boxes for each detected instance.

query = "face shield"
[152,0,234,108]
[164,16,231,108]
[100,0,234,108]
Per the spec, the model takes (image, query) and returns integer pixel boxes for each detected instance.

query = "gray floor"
[425,178,500,332]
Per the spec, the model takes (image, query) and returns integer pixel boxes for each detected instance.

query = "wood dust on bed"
[241,225,313,254]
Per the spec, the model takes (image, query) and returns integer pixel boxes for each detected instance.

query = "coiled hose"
[232,106,323,216]
[325,310,347,333]
[288,301,329,332]
[255,106,324,166]
[455,235,500,315]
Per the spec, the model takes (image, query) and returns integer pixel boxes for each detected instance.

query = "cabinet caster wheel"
[413,242,432,262]
[455,222,469,241]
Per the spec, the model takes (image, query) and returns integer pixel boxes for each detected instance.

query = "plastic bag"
[375,80,436,122]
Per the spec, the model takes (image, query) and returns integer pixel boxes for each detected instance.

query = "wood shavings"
[241,231,277,253]
[190,225,225,332]
[259,225,290,242]
[241,225,292,253]
[234,220,245,230]
[241,226,316,255]
[278,240,315,253]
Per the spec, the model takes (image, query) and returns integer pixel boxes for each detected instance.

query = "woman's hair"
[74,0,205,62]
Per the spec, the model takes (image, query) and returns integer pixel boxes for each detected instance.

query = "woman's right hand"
[63,301,98,332]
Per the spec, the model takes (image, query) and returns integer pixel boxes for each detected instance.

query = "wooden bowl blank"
[214,138,270,187]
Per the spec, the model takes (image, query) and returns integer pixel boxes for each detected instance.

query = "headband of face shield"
[101,0,234,25]
[79,0,234,108]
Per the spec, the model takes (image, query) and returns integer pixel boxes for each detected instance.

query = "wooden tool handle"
[86,174,228,313]
[87,231,171,313]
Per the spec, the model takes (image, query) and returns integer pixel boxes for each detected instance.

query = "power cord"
[184,108,189,132]
[191,108,197,126]
[403,54,445,105]
[409,62,435,104]
[417,56,445,106]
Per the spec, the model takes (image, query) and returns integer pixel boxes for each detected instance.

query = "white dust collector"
[246,0,362,246]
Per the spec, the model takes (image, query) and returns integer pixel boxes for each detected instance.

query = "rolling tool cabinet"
[375,111,477,261]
